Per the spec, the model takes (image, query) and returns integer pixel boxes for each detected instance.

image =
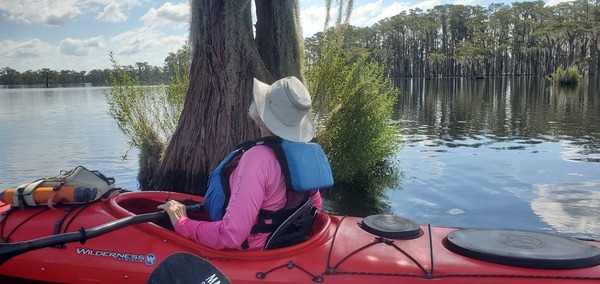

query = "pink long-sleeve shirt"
[174,145,322,250]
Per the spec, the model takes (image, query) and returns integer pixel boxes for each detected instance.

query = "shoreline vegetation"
[2,0,598,87]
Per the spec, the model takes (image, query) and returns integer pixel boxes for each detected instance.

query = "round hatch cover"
[445,228,600,269]
[359,215,421,239]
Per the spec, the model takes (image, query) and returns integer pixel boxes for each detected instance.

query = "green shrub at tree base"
[308,35,402,188]
[106,50,189,190]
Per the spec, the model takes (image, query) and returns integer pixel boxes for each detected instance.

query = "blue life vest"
[204,137,334,222]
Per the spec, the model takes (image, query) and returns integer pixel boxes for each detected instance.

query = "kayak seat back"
[264,198,317,250]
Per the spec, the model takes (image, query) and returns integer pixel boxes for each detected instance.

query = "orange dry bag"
[0,186,97,205]
[0,166,115,207]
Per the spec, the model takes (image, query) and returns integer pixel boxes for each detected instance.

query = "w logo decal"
[145,254,157,266]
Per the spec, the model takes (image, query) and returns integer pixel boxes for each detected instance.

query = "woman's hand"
[157,200,188,226]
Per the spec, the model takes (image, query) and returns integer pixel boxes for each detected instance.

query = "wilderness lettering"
[76,247,146,262]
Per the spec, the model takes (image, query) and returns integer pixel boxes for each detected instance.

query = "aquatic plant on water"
[551,65,581,86]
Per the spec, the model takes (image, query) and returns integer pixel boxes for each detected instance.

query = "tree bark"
[152,0,260,194]
[152,0,304,195]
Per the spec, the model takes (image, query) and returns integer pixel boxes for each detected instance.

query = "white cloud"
[59,36,106,56]
[545,0,575,6]
[0,30,186,72]
[300,1,439,37]
[301,1,378,36]
[140,2,189,28]
[352,0,441,27]
[0,1,188,72]
[0,0,145,26]
[351,0,385,26]
[110,27,187,65]
[0,39,58,70]
[96,3,128,23]
[452,0,477,5]
[1,39,49,59]
[300,5,328,37]
[410,0,442,12]
[0,0,81,26]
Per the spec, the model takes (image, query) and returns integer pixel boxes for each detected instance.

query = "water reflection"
[531,181,600,239]
[322,161,400,217]
[322,189,392,217]
[389,76,600,238]
[323,182,393,217]
[395,76,600,163]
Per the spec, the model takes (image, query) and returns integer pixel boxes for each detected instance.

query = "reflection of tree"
[322,187,391,217]
[395,77,600,145]
[321,162,400,217]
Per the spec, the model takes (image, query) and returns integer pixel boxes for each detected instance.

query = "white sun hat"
[253,76,315,142]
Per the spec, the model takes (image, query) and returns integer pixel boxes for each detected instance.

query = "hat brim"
[253,78,315,142]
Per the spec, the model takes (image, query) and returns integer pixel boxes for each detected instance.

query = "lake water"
[0,86,140,191]
[1,78,599,240]
[391,77,600,240]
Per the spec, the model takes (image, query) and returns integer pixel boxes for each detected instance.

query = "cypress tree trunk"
[152,0,260,194]
[152,0,304,195]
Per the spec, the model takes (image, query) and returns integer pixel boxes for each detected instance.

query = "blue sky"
[1,0,571,73]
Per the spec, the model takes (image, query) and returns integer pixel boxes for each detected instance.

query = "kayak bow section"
[0,190,599,283]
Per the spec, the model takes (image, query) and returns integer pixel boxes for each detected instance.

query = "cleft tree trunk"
[152,0,304,195]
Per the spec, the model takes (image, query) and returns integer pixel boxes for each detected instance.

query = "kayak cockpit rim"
[105,190,335,258]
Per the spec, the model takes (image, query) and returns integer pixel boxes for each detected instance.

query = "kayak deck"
[0,190,599,283]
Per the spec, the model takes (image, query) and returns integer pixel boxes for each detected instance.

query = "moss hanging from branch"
[255,0,304,81]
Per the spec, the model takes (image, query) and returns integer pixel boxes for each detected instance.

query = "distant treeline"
[3,0,600,85]
[0,46,191,87]
[305,0,600,78]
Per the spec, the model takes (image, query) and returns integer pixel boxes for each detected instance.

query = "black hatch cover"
[359,214,422,239]
[445,228,600,269]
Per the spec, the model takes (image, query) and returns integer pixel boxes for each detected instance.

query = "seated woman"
[159,76,325,250]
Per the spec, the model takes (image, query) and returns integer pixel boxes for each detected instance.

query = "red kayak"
[1,190,599,283]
